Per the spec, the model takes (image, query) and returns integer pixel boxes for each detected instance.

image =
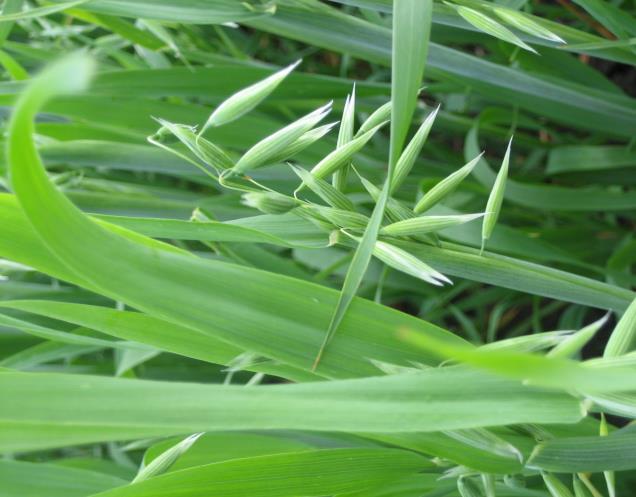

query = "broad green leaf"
[248,4,636,137]
[2,11,636,490]
[6,180,632,319]
[88,449,427,497]
[143,432,315,472]
[323,1,623,56]
[342,473,441,497]
[388,0,432,169]
[0,188,464,382]
[547,145,636,175]
[572,0,636,39]
[400,328,636,394]
[52,0,274,23]
[5,54,467,380]
[0,300,316,382]
[0,369,584,452]
[58,64,389,102]
[530,432,636,472]
[0,460,126,497]
[35,139,206,177]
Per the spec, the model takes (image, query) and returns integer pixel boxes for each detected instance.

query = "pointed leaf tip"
[481,138,512,251]
[455,5,538,53]
[200,59,301,134]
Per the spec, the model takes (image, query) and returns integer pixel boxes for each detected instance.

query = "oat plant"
[1,1,636,496]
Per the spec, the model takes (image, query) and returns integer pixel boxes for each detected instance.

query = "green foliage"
[0,1,635,497]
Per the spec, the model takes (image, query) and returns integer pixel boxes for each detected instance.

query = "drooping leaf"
[5,53,468,383]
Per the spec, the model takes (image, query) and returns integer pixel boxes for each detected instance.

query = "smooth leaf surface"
[0,368,584,452]
[88,449,427,497]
